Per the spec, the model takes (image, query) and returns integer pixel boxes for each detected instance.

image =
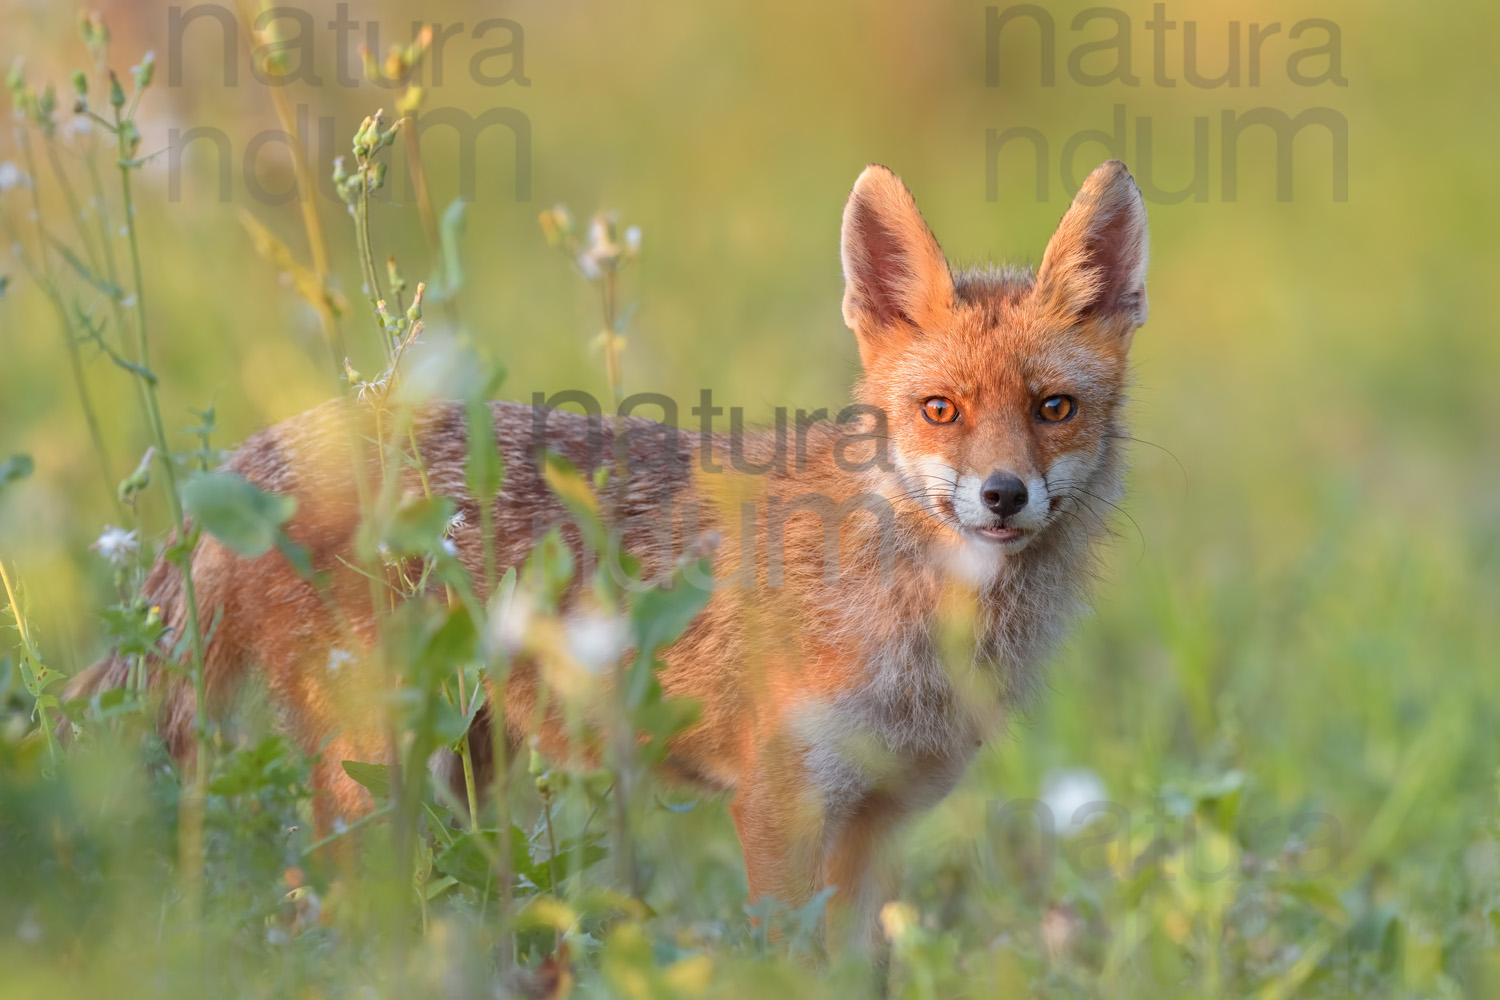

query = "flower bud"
[539,210,561,247]
[396,86,424,116]
[71,70,87,96]
[132,51,155,90]
[406,283,424,324]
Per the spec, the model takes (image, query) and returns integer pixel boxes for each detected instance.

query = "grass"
[3,3,1500,998]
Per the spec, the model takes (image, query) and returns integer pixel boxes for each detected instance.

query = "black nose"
[981,472,1028,518]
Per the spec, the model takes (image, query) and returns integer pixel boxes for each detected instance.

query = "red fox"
[67,159,1148,944]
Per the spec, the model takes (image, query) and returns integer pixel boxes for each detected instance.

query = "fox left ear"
[1034,160,1149,331]
[840,165,955,361]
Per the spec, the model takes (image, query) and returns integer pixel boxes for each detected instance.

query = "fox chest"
[786,626,1016,818]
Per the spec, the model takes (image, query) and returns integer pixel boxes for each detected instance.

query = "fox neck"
[788,416,1125,704]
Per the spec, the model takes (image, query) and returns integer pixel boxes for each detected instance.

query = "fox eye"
[1037,395,1076,423]
[922,397,959,424]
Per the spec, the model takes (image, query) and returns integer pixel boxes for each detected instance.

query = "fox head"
[840,160,1148,557]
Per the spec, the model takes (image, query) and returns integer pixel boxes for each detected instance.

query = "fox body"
[69,160,1148,943]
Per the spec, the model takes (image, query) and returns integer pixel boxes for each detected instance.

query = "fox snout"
[952,466,1055,547]
[979,472,1028,518]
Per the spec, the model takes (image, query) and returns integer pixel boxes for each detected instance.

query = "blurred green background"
[2,0,1499,995]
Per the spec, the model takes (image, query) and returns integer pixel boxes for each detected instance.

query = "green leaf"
[180,471,297,559]
[381,495,456,556]
[1278,879,1351,929]
[438,198,467,296]
[100,602,167,658]
[423,875,459,901]
[465,397,504,501]
[436,825,527,891]
[540,842,608,892]
[629,559,712,658]
[625,560,712,710]
[541,452,602,552]
[523,527,573,610]
[341,760,392,800]
[0,453,33,491]
[52,239,126,300]
[273,535,315,580]
[210,734,300,796]
[18,655,60,698]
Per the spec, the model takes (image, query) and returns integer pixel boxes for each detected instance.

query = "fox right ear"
[840,165,954,359]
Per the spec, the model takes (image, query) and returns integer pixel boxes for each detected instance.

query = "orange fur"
[66,160,1149,950]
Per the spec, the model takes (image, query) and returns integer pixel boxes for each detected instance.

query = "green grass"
[3,1,1500,997]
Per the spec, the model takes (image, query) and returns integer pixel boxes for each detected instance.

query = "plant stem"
[267,83,346,364]
[539,778,563,904]
[15,131,118,510]
[454,671,481,833]
[0,557,60,763]
[111,102,212,914]
[229,0,347,375]
[596,262,638,898]
[601,266,623,406]
[353,166,390,361]
[40,133,106,280]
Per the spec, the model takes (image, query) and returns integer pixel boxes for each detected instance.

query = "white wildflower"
[565,608,628,674]
[446,509,468,533]
[353,378,387,403]
[16,909,42,945]
[1040,767,1109,836]
[624,225,642,254]
[326,648,354,673]
[488,587,534,656]
[587,214,612,254]
[440,537,458,557]
[575,251,601,281]
[0,162,26,192]
[92,525,140,566]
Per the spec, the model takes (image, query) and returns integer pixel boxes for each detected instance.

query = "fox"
[66,159,1148,946]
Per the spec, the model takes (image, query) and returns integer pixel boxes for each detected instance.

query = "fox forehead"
[877,298,1129,407]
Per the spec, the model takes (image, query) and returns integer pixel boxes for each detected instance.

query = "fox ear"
[840,165,954,355]
[1035,160,1149,330]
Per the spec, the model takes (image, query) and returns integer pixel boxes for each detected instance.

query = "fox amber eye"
[922,397,958,424]
[1037,395,1076,423]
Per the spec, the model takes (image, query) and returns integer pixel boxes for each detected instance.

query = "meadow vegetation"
[2,3,1499,998]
